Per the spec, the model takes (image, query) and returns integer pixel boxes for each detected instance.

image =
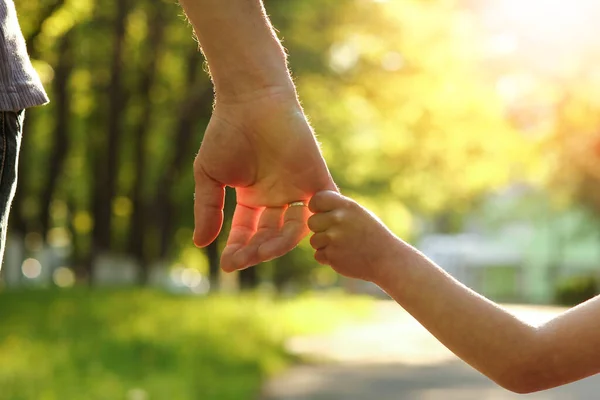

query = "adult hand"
[193,88,337,271]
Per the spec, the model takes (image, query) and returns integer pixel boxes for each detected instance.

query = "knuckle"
[193,161,208,181]
[344,199,359,211]
[325,229,338,242]
[331,209,345,223]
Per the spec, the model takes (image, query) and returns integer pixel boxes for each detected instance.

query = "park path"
[261,301,600,400]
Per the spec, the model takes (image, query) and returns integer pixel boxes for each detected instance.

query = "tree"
[11,0,525,291]
[128,1,167,283]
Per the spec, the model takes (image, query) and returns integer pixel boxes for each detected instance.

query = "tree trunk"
[239,267,258,291]
[39,30,74,237]
[90,0,130,280]
[206,240,220,290]
[129,5,166,284]
[66,197,86,282]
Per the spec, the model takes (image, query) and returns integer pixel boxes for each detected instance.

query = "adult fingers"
[230,207,285,270]
[220,204,260,272]
[193,167,225,248]
[257,203,311,262]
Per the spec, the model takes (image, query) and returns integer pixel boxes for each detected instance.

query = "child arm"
[308,190,600,393]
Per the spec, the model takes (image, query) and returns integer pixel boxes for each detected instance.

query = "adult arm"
[179,0,337,271]
[178,0,293,100]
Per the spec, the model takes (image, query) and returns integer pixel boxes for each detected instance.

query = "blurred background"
[4,0,600,398]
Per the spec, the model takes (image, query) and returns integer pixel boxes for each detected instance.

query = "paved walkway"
[261,301,600,400]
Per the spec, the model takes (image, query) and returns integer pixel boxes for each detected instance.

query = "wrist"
[208,44,296,102]
[180,0,296,102]
[374,244,436,304]
[371,241,414,294]
[214,79,297,106]
[214,85,302,118]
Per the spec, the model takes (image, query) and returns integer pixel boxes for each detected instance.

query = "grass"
[0,288,372,400]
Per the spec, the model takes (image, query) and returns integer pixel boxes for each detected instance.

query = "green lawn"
[0,289,372,400]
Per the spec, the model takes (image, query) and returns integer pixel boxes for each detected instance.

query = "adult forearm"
[375,246,541,392]
[179,0,295,100]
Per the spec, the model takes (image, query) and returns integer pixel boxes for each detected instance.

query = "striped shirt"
[0,0,49,111]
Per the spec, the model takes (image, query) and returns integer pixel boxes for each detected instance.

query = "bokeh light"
[52,267,76,288]
[181,268,202,288]
[21,258,42,279]
[47,227,72,248]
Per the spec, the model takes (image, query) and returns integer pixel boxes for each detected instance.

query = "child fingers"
[307,212,333,232]
[310,232,330,250]
[308,210,348,232]
[314,249,330,265]
[308,190,345,213]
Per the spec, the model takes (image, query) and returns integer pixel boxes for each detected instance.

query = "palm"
[193,93,336,271]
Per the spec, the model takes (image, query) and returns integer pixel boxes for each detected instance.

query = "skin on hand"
[307,190,402,283]
[181,0,336,271]
[193,90,337,272]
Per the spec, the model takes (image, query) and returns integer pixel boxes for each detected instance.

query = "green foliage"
[480,265,521,302]
[280,0,525,236]
[554,275,598,306]
[13,0,527,283]
[0,289,372,400]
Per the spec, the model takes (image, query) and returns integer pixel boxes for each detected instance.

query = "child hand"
[307,190,403,283]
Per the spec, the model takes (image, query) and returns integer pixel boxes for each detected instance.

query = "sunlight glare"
[486,33,518,57]
[483,1,600,57]
[496,74,534,102]
[381,51,404,72]
[491,0,583,36]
